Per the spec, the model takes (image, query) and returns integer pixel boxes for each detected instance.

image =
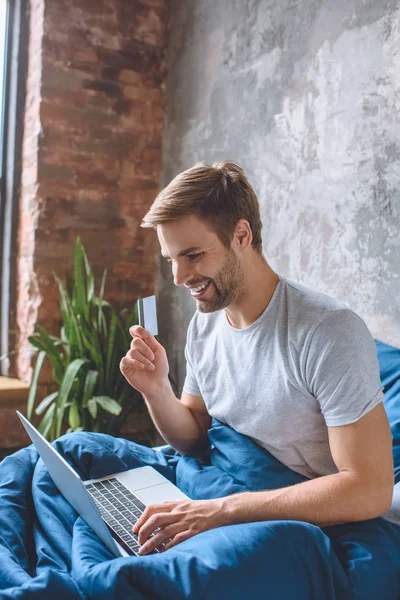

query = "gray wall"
[158,0,400,393]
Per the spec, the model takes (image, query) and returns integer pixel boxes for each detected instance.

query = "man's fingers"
[133,503,175,533]
[128,348,155,371]
[129,325,150,339]
[162,530,191,552]
[130,337,155,361]
[129,326,162,353]
[137,523,180,555]
[120,356,146,372]
[134,511,176,544]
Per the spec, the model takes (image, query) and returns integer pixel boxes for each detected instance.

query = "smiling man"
[120,161,394,556]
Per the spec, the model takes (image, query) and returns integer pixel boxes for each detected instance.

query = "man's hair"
[141,161,263,253]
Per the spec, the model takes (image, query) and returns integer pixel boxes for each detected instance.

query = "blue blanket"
[1,419,400,600]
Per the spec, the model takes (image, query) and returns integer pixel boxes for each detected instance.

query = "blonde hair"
[141,161,263,253]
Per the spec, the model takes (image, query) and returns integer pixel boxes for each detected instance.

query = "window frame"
[0,0,29,377]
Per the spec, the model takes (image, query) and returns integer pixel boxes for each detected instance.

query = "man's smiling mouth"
[189,280,212,297]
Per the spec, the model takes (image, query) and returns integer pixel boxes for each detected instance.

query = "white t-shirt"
[183,275,384,479]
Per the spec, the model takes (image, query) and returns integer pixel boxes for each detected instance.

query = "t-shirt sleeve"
[304,308,384,427]
[182,320,202,397]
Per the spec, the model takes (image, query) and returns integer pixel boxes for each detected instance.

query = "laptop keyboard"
[85,477,163,556]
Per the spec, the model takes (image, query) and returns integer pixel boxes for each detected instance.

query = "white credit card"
[137,295,158,336]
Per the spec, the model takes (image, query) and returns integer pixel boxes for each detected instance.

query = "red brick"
[11,0,168,446]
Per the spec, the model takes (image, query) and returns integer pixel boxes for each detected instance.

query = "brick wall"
[10,0,169,447]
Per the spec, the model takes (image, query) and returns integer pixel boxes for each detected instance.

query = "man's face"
[157,215,245,313]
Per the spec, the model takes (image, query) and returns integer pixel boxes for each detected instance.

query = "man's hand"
[132,498,229,555]
[120,326,170,397]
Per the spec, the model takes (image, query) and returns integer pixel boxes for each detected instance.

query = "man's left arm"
[134,402,394,554]
[225,401,394,527]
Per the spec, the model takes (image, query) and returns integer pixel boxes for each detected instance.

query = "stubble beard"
[197,248,245,313]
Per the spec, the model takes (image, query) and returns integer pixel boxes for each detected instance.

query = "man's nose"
[173,262,191,287]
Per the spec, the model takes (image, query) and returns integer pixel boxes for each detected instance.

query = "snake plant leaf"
[54,273,83,358]
[72,239,89,322]
[47,334,63,345]
[82,370,99,408]
[60,326,70,360]
[38,403,56,438]
[117,301,138,350]
[53,272,72,324]
[105,311,117,392]
[68,399,81,429]
[83,246,95,303]
[28,336,47,353]
[34,324,65,383]
[27,350,46,419]
[80,327,104,388]
[60,326,68,342]
[35,391,58,416]
[87,398,97,419]
[27,239,143,440]
[55,358,87,438]
[99,267,107,299]
[92,297,111,308]
[66,426,84,434]
[93,395,122,415]
[97,268,108,334]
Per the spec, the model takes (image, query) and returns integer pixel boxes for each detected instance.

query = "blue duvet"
[0,419,400,600]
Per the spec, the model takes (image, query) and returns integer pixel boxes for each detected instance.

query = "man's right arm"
[120,325,211,455]
[143,385,211,455]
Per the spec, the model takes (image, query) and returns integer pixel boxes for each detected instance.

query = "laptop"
[17,411,189,558]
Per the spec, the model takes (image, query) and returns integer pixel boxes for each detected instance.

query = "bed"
[0,340,399,600]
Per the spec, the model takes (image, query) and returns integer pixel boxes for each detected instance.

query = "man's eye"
[164,253,203,263]
[187,253,202,261]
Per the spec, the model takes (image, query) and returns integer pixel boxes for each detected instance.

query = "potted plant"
[27,238,153,443]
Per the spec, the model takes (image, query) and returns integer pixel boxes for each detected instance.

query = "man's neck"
[224,257,280,330]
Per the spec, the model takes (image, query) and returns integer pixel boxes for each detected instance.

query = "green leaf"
[27,351,46,419]
[82,370,98,408]
[35,391,58,416]
[80,325,104,386]
[97,268,108,334]
[53,272,72,325]
[92,297,111,308]
[68,400,81,429]
[93,395,122,415]
[54,273,84,358]
[118,302,138,349]
[26,239,142,439]
[55,358,87,438]
[38,403,56,439]
[99,267,107,299]
[33,324,65,383]
[28,336,47,353]
[72,238,89,322]
[83,248,95,303]
[87,398,97,419]
[105,311,117,392]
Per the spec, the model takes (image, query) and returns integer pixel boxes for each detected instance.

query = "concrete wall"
[159,0,400,392]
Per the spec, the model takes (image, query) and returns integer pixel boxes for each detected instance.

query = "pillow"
[375,340,400,484]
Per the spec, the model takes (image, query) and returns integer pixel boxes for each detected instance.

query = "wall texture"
[160,0,400,392]
[18,0,168,383]
[8,0,169,447]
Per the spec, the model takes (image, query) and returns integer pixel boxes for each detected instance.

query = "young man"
[120,161,393,556]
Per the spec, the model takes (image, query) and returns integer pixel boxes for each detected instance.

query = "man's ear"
[233,219,252,251]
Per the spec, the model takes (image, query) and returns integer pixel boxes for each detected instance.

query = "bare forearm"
[143,381,207,455]
[225,471,390,527]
